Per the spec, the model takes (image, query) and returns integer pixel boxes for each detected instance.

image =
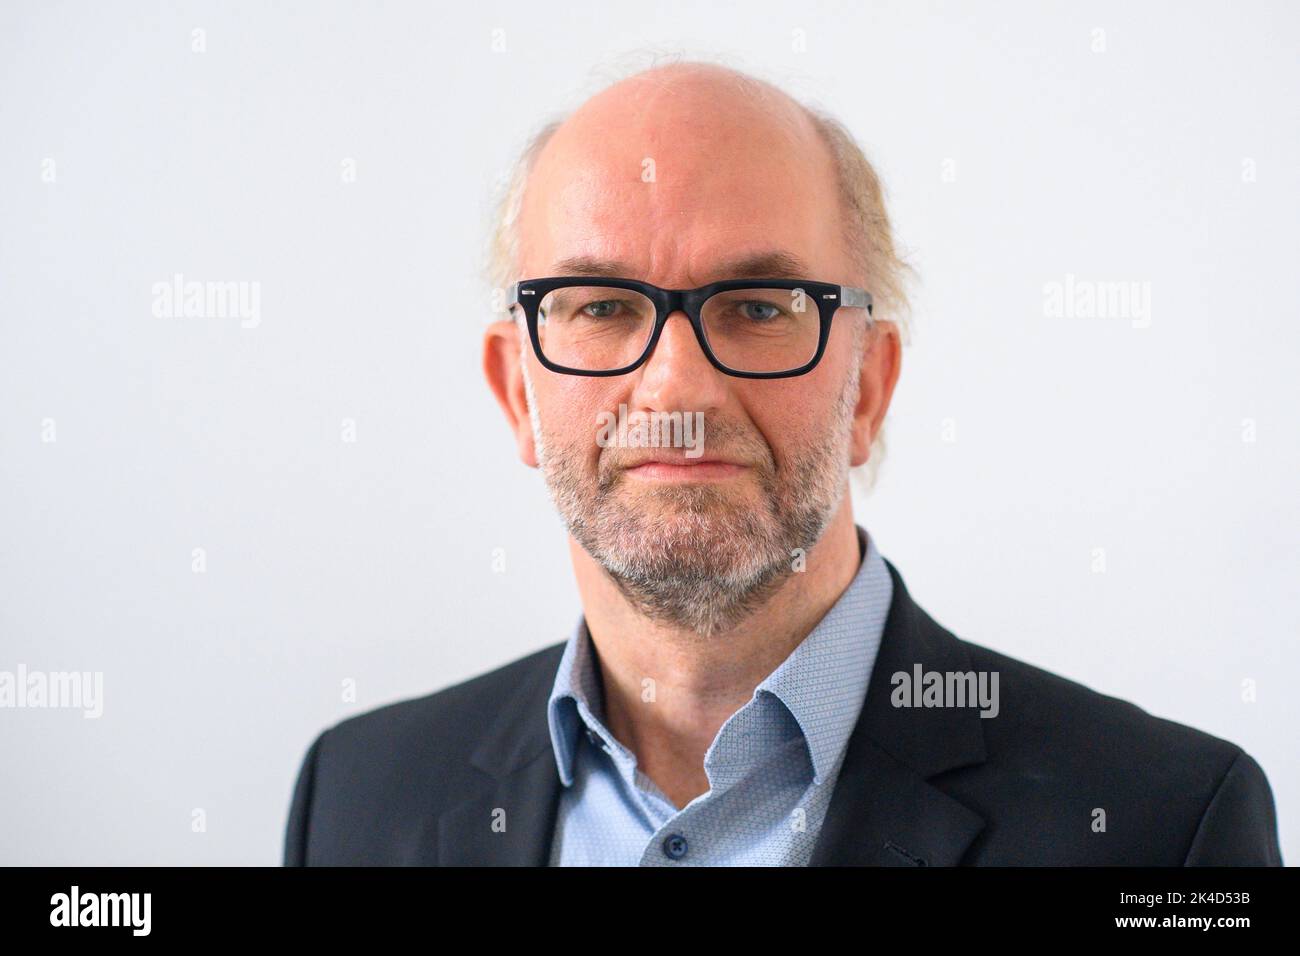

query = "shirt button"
[662,833,689,860]
[585,727,602,747]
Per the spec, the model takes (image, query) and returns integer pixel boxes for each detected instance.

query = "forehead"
[517,86,848,284]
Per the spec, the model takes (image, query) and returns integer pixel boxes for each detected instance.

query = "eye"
[740,301,783,322]
[581,300,622,318]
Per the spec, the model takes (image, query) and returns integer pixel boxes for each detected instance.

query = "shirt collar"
[546,524,893,788]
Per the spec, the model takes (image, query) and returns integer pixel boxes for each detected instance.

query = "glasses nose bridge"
[643,285,711,363]
[657,286,699,320]
[654,285,711,330]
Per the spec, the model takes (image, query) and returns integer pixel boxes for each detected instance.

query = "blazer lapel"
[810,557,989,866]
[436,647,565,866]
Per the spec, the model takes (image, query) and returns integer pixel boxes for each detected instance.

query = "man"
[284,61,1281,866]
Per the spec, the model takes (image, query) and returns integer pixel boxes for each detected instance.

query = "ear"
[849,320,902,467]
[483,318,539,468]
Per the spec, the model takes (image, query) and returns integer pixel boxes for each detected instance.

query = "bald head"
[515,63,851,292]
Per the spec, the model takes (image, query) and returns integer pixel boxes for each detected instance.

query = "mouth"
[621,456,750,483]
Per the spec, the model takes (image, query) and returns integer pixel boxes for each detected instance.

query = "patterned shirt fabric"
[545,524,893,866]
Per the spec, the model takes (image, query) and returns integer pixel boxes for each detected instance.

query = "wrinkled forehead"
[516,84,846,284]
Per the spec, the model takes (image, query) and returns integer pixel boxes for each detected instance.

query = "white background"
[1,0,1296,864]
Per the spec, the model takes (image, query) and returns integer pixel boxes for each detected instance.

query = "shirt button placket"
[662,833,689,861]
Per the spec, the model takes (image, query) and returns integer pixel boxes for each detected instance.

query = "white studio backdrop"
[0,0,1296,864]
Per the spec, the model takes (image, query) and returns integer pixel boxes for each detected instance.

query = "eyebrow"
[547,250,814,284]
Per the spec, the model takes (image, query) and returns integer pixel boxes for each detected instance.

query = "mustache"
[597,417,776,474]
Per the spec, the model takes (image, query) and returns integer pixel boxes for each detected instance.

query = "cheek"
[538,376,625,457]
[736,374,842,464]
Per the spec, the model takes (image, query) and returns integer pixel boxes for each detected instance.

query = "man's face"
[502,71,885,637]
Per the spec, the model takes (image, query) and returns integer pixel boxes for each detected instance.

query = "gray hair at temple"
[482,58,914,493]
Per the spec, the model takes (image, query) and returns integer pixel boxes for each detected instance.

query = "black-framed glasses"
[503,276,874,379]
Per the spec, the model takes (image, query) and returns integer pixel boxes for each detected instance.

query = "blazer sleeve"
[1183,749,1283,866]
[283,730,327,867]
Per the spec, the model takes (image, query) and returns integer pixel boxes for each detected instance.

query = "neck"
[567,496,863,808]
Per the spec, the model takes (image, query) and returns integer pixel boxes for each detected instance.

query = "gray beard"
[529,366,860,638]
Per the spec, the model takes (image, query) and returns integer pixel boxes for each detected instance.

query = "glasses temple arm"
[839,286,874,315]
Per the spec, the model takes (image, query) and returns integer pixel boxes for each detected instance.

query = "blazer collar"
[807,557,988,865]
[435,646,562,865]
[436,556,988,866]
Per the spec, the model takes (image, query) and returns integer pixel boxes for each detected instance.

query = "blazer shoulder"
[949,633,1280,862]
[883,570,1282,865]
[321,639,567,756]
[284,639,567,865]
[958,634,1244,774]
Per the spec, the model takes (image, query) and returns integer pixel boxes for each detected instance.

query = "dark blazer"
[283,558,1283,866]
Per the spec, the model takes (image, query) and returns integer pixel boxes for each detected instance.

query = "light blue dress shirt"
[545,524,893,866]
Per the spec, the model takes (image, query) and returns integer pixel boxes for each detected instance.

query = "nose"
[628,309,730,414]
